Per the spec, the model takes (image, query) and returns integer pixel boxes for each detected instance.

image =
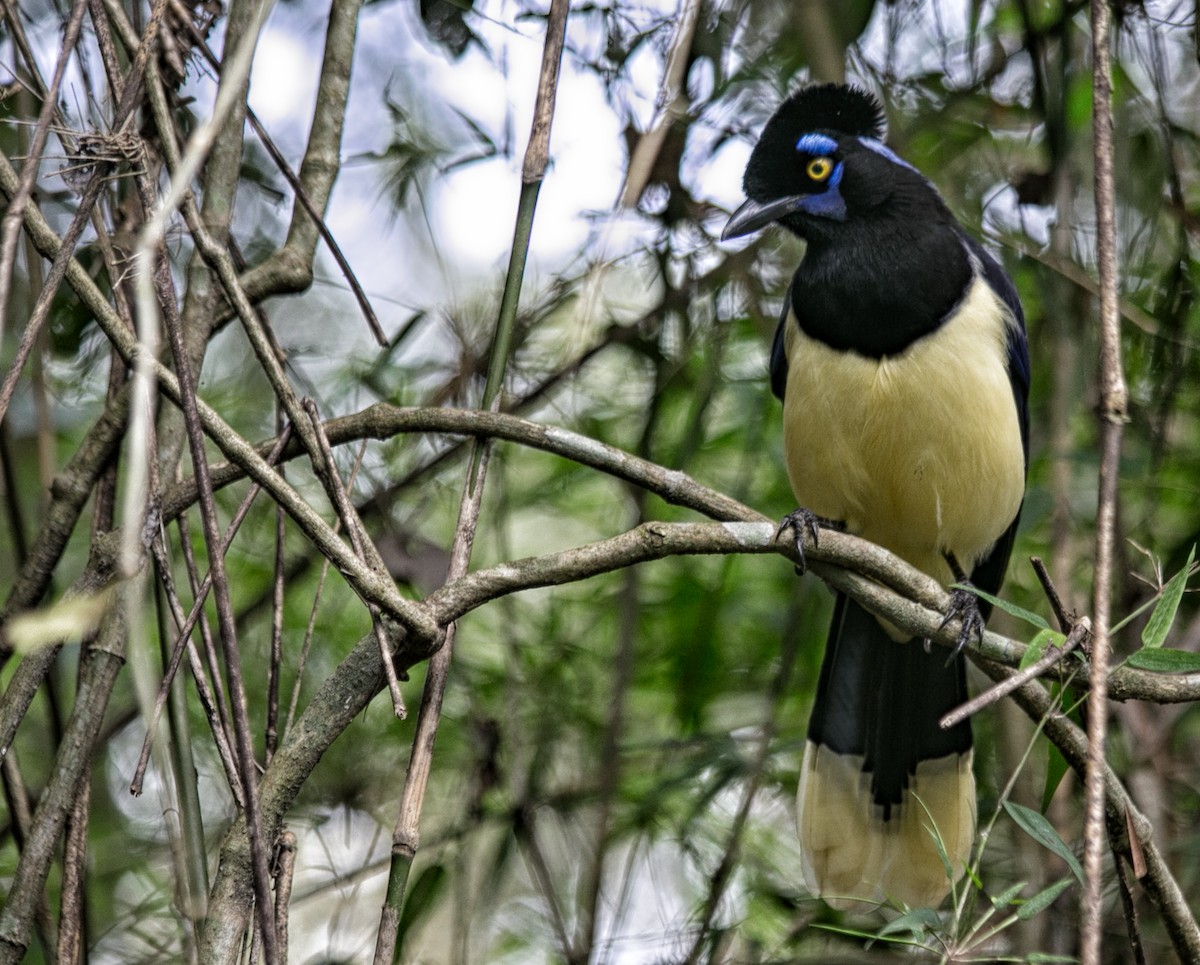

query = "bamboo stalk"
[371,3,571,962]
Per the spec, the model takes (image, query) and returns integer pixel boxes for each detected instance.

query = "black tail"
[811,593,972,815]
[796,593,976,908]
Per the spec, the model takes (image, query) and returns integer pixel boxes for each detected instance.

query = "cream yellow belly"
[782,276,1024,584]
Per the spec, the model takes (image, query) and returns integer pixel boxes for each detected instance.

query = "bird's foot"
[776,508,841,574]
[939,584,986,658]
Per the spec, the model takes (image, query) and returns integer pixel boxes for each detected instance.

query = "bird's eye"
[806,157,833,182]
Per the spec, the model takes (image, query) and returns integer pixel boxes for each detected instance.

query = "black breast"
[790,204,974,359]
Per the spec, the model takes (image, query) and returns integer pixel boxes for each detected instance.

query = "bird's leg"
[777,508,843,574]
[939,551,985,656]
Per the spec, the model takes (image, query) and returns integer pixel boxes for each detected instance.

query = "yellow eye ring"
[806,157,833,182]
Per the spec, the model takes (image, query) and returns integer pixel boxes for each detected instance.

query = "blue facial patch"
[796,132,838,156]
[797,163,846,220]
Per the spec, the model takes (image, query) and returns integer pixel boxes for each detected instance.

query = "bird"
[722,84,1029,909]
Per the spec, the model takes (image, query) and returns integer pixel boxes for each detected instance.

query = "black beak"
[721,195,804,240]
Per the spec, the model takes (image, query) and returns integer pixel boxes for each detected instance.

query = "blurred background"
[2,0,1199,961]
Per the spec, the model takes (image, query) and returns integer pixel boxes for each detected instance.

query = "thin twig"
[247,108,385,345]
[617,0,700,207]
[303,399,405,719]
[1031,555,1072,631]
[174,512,238,775]
[266,435,287,763]
[373,2,571,959]
[156,5,382,343]
[282,571,328,738]
[128,2,281,957]
[1114,846,1148,965]
[131,427,293,798]
[272,830,297,965]
[162,633,245,813]
[0,0,88,347]
[989,658,1200,961]
[0,0,50,100]
[0,172,108,428]
[940,617,1091,729]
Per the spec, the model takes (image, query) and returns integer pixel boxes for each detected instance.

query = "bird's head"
[723,84,918,242]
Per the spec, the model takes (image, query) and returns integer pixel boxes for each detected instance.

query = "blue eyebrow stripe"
[796,132,838,155]
[857,137,917,172]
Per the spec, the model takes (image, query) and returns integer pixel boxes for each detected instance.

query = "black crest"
[766,83,885,142]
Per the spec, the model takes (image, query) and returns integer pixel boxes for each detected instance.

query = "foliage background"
[0,0,1198,962]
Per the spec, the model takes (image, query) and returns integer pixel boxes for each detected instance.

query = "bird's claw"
[777,508,827,574]
[939,585,986,658]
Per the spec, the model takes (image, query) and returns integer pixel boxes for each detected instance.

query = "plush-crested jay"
[723,84,1029,909]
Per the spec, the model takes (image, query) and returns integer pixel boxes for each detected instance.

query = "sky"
[246,0,697,303]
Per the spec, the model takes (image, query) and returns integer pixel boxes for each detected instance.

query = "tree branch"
[164,404,1200,709]
[1084,3,1129,961]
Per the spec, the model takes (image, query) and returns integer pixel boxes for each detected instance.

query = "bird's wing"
[769,280,793,402]
[962,233,1031,462]
[956,233,1031,597]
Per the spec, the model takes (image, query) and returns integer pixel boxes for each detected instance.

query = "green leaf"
[954,585,1051,631]
[877,907,941,938]
[1019,628,1066,670]
[1041,682,1081,812]
[1026,954,1080,963]
[925,808,953,878]
[396,863,448,945]
[991,881,1027,907]
[1016,877,1073,919]
[812,921,931,951]
[1141,545,1195,648]
[1126,648,1200,673]
[1065,73,1094,132]
[1004,801,1083,883]
[1041,741,1071,814]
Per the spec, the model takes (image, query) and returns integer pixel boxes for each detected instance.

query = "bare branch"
[1084,3,1130,961]
[0,0,88,347]
[940,617,1090,729]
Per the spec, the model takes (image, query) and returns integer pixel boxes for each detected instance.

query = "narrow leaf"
[1016,877,1073,919]
[1141,545,1195,648]
[1126,648,1200,673]
[6,588,115,653]
[1041,683,1081,813]
[991,881,1027,907]
[954,585,1051,631]
[1004,801,1083,883]
[878,907,940,938]
[396,863,448,944]
[1020,628,1066,670]
[1041,742,1070,814]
